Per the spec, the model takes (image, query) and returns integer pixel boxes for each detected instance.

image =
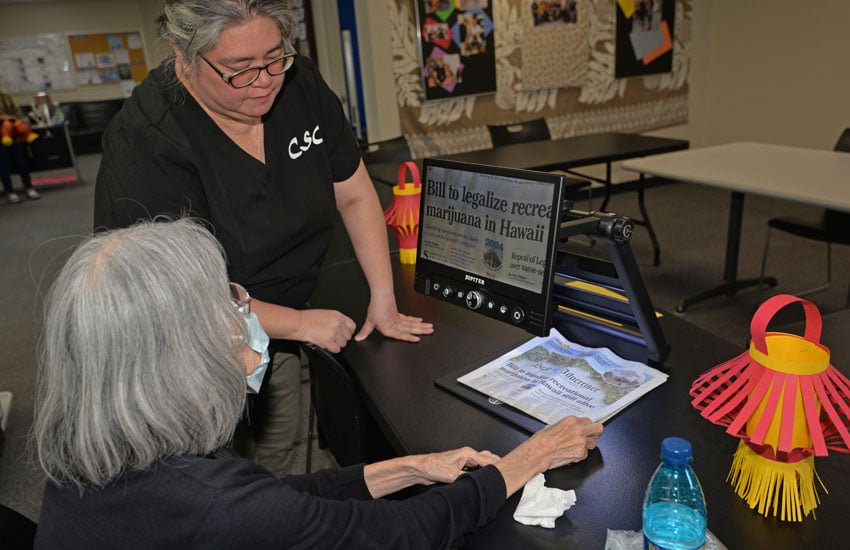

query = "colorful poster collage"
[416,0,497,101]
[614,0,675,78]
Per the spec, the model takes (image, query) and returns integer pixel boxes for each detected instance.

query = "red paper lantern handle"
[397,161,421,191]
[750,294,823,354]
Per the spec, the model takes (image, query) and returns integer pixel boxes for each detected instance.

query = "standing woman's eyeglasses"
[201,43,297,88]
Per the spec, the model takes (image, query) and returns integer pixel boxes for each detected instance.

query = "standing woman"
[94,0,432,476]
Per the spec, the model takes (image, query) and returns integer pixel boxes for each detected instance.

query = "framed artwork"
[416,0,497,101]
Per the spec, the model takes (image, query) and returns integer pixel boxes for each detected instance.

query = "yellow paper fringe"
[727,441,827,522]
[398,247,417,264]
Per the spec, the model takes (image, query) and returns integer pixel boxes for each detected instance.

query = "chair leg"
[845,276,850,309]
[797,242,832,297]
[305,396,314,474]
[759,227,772,285]
[826,242,833,286]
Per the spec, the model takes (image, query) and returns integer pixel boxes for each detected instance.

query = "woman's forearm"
[493,442,550,497]
[335,161,396,304]
[496,416,603,497]
[363,456,425,498]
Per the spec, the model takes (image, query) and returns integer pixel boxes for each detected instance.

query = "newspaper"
[457,328,668,424]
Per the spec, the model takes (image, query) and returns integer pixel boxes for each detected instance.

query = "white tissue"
[512,473,577,528]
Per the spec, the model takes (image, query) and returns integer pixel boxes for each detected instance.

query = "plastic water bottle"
[642,437,707,550]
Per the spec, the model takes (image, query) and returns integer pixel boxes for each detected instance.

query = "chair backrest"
[834,127,850,153]
[0,504,37,547]
[487,118,551,147]
[302,344,395,466]
[823,128,850,220]
[362,136,412,165]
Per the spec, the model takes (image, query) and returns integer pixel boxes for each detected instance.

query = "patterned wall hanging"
[519,0,590,90]
[389,0,691,158]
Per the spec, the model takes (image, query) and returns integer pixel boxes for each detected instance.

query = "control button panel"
[422,274,540,330]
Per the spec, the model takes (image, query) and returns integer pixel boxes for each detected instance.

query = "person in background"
[33,218,603,548]
[94,0,432,476]
[0,87,40,204]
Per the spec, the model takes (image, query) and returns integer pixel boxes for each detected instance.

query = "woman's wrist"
[494,442,548,498]
[363,455,424,498]
[368,286,397,307]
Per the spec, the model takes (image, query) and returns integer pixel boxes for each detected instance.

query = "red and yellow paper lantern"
[383,161,422,264]
[690,294,850,521]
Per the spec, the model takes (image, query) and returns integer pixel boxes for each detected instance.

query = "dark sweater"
[36,455,506,549]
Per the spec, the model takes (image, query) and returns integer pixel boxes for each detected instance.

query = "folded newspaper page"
[457,328,668,424]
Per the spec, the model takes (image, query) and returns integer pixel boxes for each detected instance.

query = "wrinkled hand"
[529,416,603,471]
[354,299,434,343]
[296,308,356,353]
[495,415,603,497]
[416,447,501,485]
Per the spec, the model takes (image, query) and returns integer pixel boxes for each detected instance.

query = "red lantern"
[383,161,422,264]
[690,294,850,521]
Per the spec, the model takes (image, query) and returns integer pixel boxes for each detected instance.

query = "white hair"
[34,219,247,491]
[157,0,298,71]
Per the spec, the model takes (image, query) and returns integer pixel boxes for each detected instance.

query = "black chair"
[0,504,37,548]
[301,344,396,471]
[759,128,850,307]
[487,118,592,203]
[487,118,551,146]
[361,136,412,165]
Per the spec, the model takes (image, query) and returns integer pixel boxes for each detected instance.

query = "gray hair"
[34,219,247,491]
[157,0,298,71]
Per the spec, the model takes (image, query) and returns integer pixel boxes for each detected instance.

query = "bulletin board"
[0,34,76,94]
[66,31,148,88]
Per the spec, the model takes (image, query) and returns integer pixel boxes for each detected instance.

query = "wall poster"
[416,0,497,101]
[614,0,675,78]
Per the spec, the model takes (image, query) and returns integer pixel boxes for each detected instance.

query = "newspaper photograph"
[457,328,668,424]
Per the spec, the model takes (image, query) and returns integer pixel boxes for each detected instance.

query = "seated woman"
[33,219,603,547]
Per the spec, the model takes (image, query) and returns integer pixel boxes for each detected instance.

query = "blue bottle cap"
[661,437,692,465]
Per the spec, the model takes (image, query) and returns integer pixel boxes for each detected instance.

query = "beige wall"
[0,0,164,105]
[354,1,401,142]
[648,0,850,149]
[3,0,848,149]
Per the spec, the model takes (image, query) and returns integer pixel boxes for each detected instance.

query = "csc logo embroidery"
[288,125,323,159]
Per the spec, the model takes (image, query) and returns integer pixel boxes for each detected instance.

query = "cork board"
[67,31,148,87]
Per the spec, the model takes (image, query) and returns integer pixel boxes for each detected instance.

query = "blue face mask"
[243,311,270,394]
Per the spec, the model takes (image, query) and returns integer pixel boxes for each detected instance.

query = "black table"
[311,256,850,549]
[366,132,689,266]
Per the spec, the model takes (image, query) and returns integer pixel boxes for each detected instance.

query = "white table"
[623,142,850,312]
